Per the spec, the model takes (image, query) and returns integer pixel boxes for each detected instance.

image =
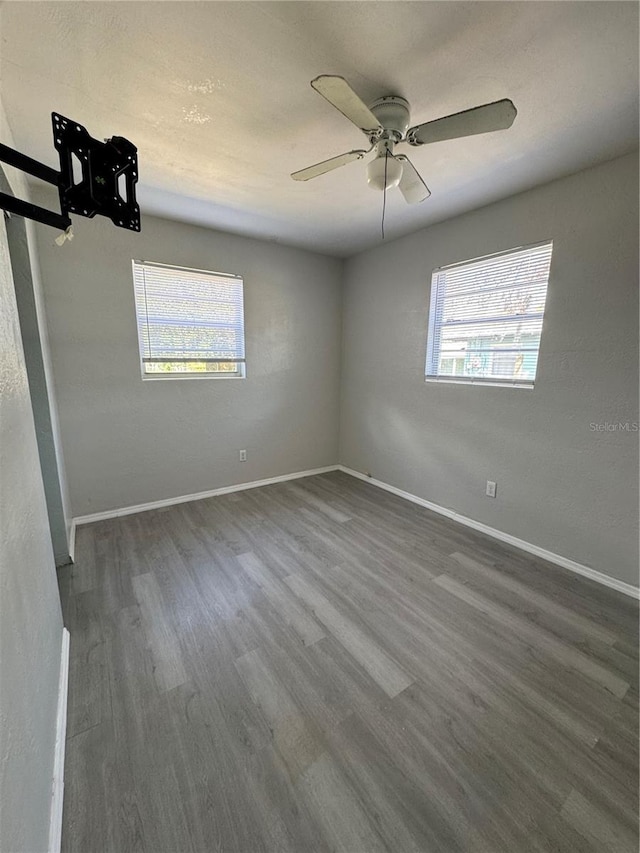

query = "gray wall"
[340,152,639,587]
[23,210,73,555]
[0,185,64,851]
[3,177,70,564]
[34,205,343,516]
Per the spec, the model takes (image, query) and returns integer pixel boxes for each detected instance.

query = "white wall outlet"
[486,480,497,498]
[239,449,247,462]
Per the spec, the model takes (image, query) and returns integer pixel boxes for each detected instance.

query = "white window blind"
[132,260,245,378]
[426,241,553,387]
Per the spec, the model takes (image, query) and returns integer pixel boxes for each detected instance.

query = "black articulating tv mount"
[0,112,140,233]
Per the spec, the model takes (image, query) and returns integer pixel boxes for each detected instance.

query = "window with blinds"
[425,241,553,387]
[132,260,245,379]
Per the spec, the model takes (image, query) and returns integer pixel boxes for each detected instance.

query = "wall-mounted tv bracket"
[0,112,140,233]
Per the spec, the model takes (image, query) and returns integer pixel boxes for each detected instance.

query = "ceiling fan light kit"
[366,152,402,192]
[292,74,517,213]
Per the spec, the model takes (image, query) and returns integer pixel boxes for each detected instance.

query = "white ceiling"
[1,2,638,256]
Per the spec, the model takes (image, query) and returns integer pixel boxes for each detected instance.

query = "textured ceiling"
[1,1,638,256]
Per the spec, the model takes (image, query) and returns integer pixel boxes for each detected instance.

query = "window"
[132,260,245,379]
[425,241,553,388]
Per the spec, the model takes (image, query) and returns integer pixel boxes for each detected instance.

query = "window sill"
[425,376,534,390]
[141,372,246,381]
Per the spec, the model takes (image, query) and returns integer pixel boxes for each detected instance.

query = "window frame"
[132,259,246,381]
[424,240,553,390]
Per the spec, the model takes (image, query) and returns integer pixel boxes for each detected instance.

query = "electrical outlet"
[486,480,497,498]
[239,449,247,462]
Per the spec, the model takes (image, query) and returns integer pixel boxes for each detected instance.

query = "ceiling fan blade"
[395,155,431,204]
[291,149,369,181]
[408,99,517,146]
[311,75,382,134]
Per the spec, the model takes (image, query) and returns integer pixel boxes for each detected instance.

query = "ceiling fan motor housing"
[368,96,411,141]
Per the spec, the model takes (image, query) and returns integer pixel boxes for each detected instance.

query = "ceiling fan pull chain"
[381,150,388,240]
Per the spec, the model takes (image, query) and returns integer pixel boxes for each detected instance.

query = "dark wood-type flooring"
[58,471,639,852]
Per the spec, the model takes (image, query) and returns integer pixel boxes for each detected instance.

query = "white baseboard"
[338,466,640,600]
[49,627,70,853]
[72,465,340,527]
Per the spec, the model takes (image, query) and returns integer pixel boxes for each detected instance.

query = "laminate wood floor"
[58,471,639,853]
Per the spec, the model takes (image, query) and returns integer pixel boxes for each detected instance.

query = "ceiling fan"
[292,75,517,204]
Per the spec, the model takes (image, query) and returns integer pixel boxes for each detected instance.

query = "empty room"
[1,2,639,852]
